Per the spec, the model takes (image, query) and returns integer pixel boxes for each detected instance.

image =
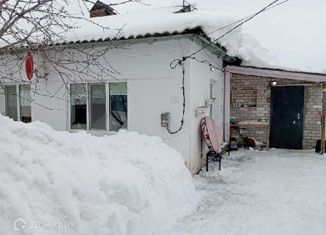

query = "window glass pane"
[110,83,127,131]
[5,86,17,121]
[70,83,87,130]
[90,84,106,130]
[20,85,32,123]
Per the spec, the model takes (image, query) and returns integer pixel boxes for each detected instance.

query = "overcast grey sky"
[116,0,326,73]
[203,0,326,73]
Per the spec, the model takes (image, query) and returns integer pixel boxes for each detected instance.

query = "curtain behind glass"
[109,83,127,131]
[5,86,18,121]
[90,84,106,130]
[19,85,31,123]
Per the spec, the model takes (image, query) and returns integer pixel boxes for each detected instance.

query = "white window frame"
[89,83,108,131]
[4,84,32,122]
[69,82,91,131]
[68,81,128,132]
[108,81,128,132]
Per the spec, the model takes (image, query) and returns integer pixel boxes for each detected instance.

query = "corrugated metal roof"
[47,26,217,46]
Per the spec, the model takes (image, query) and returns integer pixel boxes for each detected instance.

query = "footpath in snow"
[163,149,326,235]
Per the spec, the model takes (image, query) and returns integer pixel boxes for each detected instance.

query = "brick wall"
[303,86,323,148]
[230,74,322,149]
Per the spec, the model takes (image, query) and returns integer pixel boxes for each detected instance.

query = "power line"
[207,0,290,36]
[180,0,290,63]
[189,56,224,71]
[167,0,290,135]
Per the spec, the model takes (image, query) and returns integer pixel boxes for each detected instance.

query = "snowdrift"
[0,115,196,235]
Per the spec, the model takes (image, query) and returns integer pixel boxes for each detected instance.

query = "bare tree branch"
[0,0,144,107]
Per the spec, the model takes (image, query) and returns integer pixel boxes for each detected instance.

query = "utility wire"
[167,60,186,134]
[183,0,290,61]
[170,0,290,70]
[167,0,290,135]
[207,0,290,36]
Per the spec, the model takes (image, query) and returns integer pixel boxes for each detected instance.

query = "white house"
[0,6,265,173]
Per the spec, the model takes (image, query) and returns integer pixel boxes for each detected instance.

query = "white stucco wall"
[0,35,225,173]
[188,38,225,173]
[12,36,193,166]
[0,54,31,116]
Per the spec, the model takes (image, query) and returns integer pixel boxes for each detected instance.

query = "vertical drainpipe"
[320,83,326,154]
[223,69,226,141]
[223,67,231,143]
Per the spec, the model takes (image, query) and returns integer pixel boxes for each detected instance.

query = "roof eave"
[226,65,326,83]
[0,26,227,54]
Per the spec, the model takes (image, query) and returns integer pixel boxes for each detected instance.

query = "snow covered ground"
[2,115,326,235]
[162,149,326,235]
[0,115,196,235]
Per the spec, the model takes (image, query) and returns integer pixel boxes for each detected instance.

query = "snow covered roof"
[61,7,278,68]
[0,5,279,68]
[2,3,325,73]
[227,65,326,82]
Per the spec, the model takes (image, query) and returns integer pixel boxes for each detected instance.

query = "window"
[19,85,32,123]
[110,83,127,131]
[231,89,258,108]
[5,85,18,121]
[70,84,87,130]
[70,82,127,131]
[5,85,31,123]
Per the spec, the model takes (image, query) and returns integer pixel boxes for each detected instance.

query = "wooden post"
[320,83,326,154]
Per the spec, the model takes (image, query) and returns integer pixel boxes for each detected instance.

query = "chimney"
[90,1,116,18]
[174,1,194,14]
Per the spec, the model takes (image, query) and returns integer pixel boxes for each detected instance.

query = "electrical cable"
[167,0,290,134]
[167,59,186,134]
[189,56,224,72]
[171,0,290,67]
[206,0,290,36]
[185,0,285,60]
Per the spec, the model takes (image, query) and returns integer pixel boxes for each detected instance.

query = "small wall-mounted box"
[195,106,207,117]
[205,98,216,107]
[161,112,170,127]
